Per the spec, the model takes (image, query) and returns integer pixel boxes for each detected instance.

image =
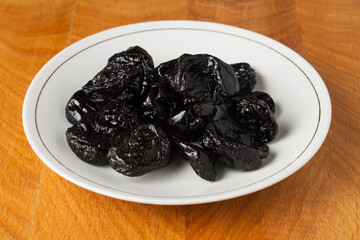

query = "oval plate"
[23,21,331,205]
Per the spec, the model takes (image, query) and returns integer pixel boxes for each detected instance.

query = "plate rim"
[23,20,332,205]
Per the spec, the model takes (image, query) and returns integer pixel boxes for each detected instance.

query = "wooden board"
[1,0,359,239]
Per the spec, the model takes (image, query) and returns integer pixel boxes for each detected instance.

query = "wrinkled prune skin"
[201,123,264,170]
[88,100,140,135]
[66,124,110,165]
[109,46,154,69]
[82,49,153,102]
[166,103,217,141]
[108,123,171,176]
[227,96,278,143]
[175,141,217,181]
[231,63,256,93]
[65,90,104,125]
[210,119,269,158]
[156,59,177,82]
[231,91,276,114]
[139,73,184,124]
[168,54,240,105]
[250,91,275,114]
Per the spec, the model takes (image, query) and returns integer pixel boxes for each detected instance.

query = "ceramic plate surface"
[23,21,331,205]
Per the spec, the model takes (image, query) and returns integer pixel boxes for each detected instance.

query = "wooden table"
[1,0,359,239]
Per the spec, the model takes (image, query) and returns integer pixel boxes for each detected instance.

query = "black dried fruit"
[108,123,171,176]
[156,59,177,83]
[65,90,103,125]
[88,100,140,135]
[231,91,276,114]
[109,46,154,69]
[201,122,264,170]
[167,54,240,105]
[231,63,256,93]
[66,124,109,165]
[165,103,217,141]
[82,47,153,102]
[210,119,269,158]
[227,96,278,143]
[139,77,184,124]
[176,141,217,181]
[250,91,275,114]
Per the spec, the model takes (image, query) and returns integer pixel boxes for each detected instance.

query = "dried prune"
[109,46,154,68]
[250,91,275,114]
[231,91,276,114]
[210,119,269,158]
[156,59,177,82]
[88,100,140,135]
[65,90,103,125]
[231,63,256,93]
[165,103,217,141]
[82,47,153,102]
[227,96,278,143]
[201,122,264,170]
[108,123,171,176]
[176,141,217,181]
[139,76,184,124]
[66,123,109,165]
[167,54,240,104]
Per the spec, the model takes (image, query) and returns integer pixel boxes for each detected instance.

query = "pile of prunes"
[65,46,278,182]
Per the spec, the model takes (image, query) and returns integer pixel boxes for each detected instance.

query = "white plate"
[23,21,331,205]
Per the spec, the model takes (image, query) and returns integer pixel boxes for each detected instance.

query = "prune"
[65,90,103,125]
[88,100,140,135]
[156,59,177,82]
[231,63,256,93]
[201,122,265,170]
[66,124,109,165]
[231,91,276,114]
[109,46,154,68]
[165,103,217,141]
[227,96,278,143]
[108,123,171,176]
[250,91,275,114]
[82,47,153,102]
[166,54,240,105]
[176,141,217,181]
[210,119,269,158]
[139,76,184,124]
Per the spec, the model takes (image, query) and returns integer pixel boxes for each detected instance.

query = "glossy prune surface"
[231,63,256,93]
[227,96,278,143]
[166,103,217,141]
[139,77,183,124]
[108,123,171,176]
[66,123,110,165]
[65,90,103,125]
[201,122,264,170]
[109,45,154,69]
[82,47,153,102]
[210,119,269,158]
[168,54,240,104]
[250,91,276,114]
[176,141,217,181]
[88,100,140,135]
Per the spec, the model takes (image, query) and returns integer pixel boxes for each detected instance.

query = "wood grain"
[0,0,76,239]
[70,0,187,43]
[0,0,359,239]
[296,1,360,238]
